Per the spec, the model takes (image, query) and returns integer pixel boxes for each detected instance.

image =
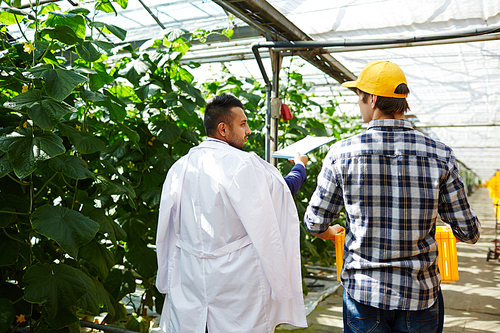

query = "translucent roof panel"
[4,0,500,181]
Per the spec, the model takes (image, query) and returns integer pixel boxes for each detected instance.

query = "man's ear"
[217,122,226,138]
[371,95,377,109]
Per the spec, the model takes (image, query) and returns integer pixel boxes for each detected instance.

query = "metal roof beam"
[212,0,356,84]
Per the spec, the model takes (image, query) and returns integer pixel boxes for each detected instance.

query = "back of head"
[204,94,244,137]
[342,60,411,115]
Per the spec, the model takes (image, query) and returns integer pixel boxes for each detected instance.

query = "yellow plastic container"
[334,226,459,283]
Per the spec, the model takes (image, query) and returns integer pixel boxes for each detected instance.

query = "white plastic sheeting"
[4,0,500,181]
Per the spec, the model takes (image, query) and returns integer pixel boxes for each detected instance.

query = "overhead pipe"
[251,25,500,161]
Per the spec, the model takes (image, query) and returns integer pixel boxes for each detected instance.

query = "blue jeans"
[343,289,444,333]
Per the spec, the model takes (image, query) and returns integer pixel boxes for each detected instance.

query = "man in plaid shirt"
[304,60,481,333]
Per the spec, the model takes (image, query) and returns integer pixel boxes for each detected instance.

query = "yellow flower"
[23,43,36,54]
[22,122,28,128]
[75,125,81,131]
[88,113,95,119]
[16,314,26,323]
[22,85,29,93]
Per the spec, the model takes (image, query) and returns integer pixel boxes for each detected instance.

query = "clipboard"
[271,136,335,159]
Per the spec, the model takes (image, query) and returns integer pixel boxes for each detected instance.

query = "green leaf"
[135,82,162,101]
[40,26,83,45]
[32,205,100,258]
[74,270,100,315]
[83,209,127,246]
[96,1,117,14]
[125,240,157,279]
[0,298,16,333]
[126,313,149,333]
[115,0,128,10]
[89,21,127,41]
[175,80,205,106]
[240,91,261,108]
[89,62,114,91]
[178,96,196,115]
[44,12,86,40]
[79,240,115,280]
[0,7,34,25]
[28,65,89,102]
[23,263,87,319]
[49,155,94,179]
[5,90,77,130]
[39,3,61,15]
[94,279,115,316]
[121,58,149,85]
[76,41,103,62]
[0,234,19,266]
[0,128,65,179]
[0,154,13,178]
[151,120,182,144]
[82,89,107,102]
[58,123,107,154]
[117,212,147,240]
[103,268,136,301]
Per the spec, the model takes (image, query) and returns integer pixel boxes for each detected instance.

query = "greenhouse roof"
[5,0,500,182]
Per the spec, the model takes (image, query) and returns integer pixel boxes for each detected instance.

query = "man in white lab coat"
[155,94,308,332]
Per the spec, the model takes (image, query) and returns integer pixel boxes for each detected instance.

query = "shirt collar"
[206,137,229,145]
[367,119,414,131]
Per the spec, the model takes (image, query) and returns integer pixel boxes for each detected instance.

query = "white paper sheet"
[271,136,335,159]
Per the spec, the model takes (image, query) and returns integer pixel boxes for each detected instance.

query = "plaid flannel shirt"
[305,119,480,310]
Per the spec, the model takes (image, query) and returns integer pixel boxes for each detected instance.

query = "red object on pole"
[281,103,293,120]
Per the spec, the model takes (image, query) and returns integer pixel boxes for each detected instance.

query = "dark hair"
[359,84,410,115]
[204,94,244,137]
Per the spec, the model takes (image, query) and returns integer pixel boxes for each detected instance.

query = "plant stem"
[34,172,57,199]
[0,210,29,215]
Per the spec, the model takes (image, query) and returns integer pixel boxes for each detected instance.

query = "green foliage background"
[0,0,361,331]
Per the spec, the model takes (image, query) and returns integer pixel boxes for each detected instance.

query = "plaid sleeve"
[438,153,481,243]
[304,153,345,234]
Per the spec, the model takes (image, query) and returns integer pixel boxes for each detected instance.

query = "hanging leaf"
[89,62,114,91]
[125,240,157,279]
[150,120,182,144]
[28,65,89,102]
[89,21,127,41]
[117,212,147,240]
[83,208,127,246]
[40,26,83,45]
[178,96,196,115]
[76,41,103,62]
[0,7,35,25]
[73,269,101,316]
[95,1,117,14]
[49,155,94,179]
[114,0,128,10]
[32,205,99,258]
[58,123,107,154]
[93,279,115,316]
[120,58,149,85]
[240,91,261,108]
[6,89,77,130]
[79,241,115,280]
[0,153,13,178]
[175,80,205,106]
[23,263,87,319]
[102,268,136,302]
[0,234,19,266]
[0,128,65,179]
[44,11,86,40]
[0,298,16,333]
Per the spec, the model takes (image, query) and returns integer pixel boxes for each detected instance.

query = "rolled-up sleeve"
[304,154,344,234]
[438,155,481,244]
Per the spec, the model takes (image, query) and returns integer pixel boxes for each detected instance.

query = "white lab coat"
[156,139,307,333]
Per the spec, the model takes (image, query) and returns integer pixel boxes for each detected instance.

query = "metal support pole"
[270,50,281,167]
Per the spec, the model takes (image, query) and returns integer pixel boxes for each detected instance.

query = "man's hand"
[314,224,345,240]
[291,152,308,166]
